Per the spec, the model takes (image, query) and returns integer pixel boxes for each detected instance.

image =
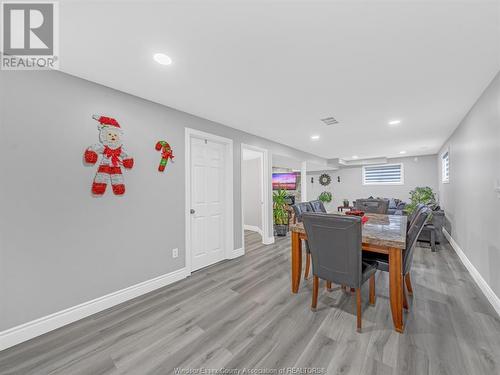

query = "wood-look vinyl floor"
[1,231,500,374]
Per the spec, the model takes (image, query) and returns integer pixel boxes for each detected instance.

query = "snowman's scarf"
[103,146,122,166]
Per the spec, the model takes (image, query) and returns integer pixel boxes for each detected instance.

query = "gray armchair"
[354,199,389,214]
[302,213,377,332]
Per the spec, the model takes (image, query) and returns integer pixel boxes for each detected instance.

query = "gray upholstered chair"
[354,199,389,214]
[302,213,377,332]
[291,202,315,279]
[407,203,426,228]
[364,207,431,309]
[310,200,327,213]
[291,202,314,222]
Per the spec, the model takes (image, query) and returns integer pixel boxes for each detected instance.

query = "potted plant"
[405,186,445,245]
[405,186,437,218]
[273,188,289,236]
[318,191,333,204]
[342,198,349,208]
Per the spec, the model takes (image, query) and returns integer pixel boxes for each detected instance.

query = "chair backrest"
[403,207,431,275]
[291,202,314,223]
[354,199,389,214]
[408,203,425,228]
[310,200,327,213]
[302,213,363,288]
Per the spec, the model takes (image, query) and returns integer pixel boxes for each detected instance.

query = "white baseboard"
[0,267,189,351]
[243,225,274,245]
[263,236,275,245]
[228,247,245,259]
[244,225,262,235]
[442,228,500,316]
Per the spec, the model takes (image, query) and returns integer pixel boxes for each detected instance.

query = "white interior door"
[190,137,226,271]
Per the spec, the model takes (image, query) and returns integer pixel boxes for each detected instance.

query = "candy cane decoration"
[155,141,174,172]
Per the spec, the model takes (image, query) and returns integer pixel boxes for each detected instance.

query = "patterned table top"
[289,213,407,249]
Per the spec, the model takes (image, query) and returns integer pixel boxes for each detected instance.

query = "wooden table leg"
[291,231,302,293]
[388,247,404,333]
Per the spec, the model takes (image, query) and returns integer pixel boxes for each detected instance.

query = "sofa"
[353,197,406,215]
[388,198,406,215]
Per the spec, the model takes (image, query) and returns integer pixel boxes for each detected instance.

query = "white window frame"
[441,150,450,183]
[362,163,404,186]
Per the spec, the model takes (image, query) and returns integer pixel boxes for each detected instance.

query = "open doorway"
[241,144,272,247]
[272,154,303,204]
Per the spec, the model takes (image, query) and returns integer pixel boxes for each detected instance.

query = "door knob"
[190,209,195,214]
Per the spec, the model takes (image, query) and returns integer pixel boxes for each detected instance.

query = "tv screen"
[272,173,297,190]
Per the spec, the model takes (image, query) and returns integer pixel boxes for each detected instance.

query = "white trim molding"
[244,224,263,236]
[443,228,500,316]
[0,268,189,351]
[228,247,245,259]
[262,236,275,245]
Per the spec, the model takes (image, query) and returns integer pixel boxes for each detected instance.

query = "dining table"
[289,213,407,333]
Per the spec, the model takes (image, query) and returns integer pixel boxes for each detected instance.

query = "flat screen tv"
[272,173,297,190]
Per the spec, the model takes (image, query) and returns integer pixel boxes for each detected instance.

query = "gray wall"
[0,70,326,330]
[242,158,262,230]
[438,71,500,297]
[307,155,438,208]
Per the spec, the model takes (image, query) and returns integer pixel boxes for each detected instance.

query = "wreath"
[319,173,331,186]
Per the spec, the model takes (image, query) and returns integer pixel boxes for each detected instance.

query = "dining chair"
[364,207,431,309]
[354,199,389,214]
[291,202,315,279]
[407,203,426,228]
[302,213,377,332]
[310,200,327,213]
[291,202,314,223]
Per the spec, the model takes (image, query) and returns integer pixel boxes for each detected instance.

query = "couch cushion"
[388,198,398,209]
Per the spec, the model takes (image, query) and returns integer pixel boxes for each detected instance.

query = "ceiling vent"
[321,117,339,126]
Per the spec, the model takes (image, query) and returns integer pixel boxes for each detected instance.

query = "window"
[362,163,404,185]
[442,151,449,183]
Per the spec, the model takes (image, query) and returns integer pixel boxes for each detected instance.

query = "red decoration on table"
[362,216,369,224]
[346,210,365,217]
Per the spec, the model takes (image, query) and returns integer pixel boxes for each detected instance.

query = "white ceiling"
[272,153,339,172]
[59,0,500,160]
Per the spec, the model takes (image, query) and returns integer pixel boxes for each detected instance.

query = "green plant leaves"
[406,186,437,216]
[318,191,332,203]
[273,189,289,225]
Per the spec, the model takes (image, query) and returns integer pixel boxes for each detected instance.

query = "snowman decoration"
[84,115,134,195]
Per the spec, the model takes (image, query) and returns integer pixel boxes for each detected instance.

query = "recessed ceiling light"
[388,120,401,126]
[311,135,320,140]
[399,150,407,154]
[352,155,359,159]
[153,53,172,65]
